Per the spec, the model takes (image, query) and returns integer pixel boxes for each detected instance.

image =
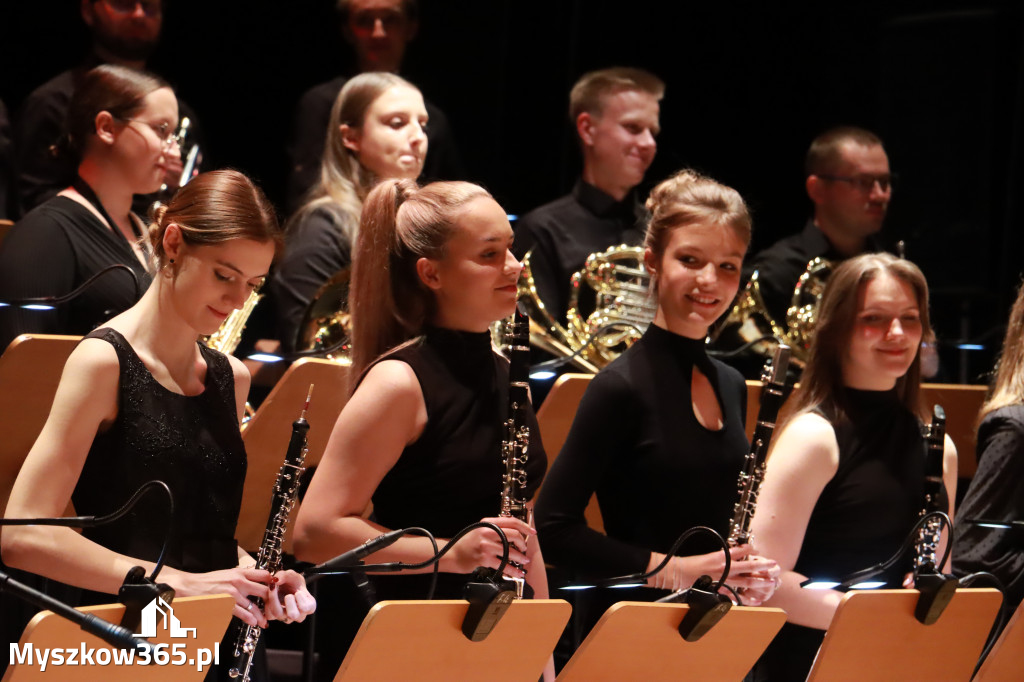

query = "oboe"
[914,404,946,575]
[728,344,792,548]
[229,385,314,682]
[500,306,531,597]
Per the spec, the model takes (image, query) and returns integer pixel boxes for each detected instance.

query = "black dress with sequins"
[72,327,246,576]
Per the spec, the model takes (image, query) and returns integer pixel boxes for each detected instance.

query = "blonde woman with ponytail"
[294,177,553,678]
[4,171,315,677]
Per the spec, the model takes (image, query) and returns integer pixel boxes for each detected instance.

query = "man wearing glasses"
[745,126,892,327]
[14,0,194,217]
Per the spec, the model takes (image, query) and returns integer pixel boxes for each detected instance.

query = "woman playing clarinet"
[751,252,957,681]
[293,178,552,679]
[534,170,780,641]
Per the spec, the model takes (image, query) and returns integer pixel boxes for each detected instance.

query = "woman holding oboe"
[294,178,552,678]
[751,253,957,681]
[534,171,780,626]
[2,171,315,680]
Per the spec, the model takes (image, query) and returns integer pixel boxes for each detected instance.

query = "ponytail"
[349,178,492,383]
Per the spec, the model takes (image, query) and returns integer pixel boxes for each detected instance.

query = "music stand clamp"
[676,575,732,642]
[914,570,959,625]
[117,566,175,632]
[461,567,517,642]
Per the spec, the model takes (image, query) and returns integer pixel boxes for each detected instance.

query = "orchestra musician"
[535,170,780,640]
[954,282,1024,620]
[293,178,553,680]
[0,64,172,351]
[750,252,957,681]
[270,71,428,352]
[1,170,316,681]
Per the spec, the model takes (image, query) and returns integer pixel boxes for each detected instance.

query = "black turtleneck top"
[535,323,749,579]
[367,326,547,540]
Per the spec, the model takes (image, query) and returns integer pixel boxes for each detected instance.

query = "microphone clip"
[676,575,732,642]
[118,566,175,632]
[460,567,517,642]
[914,570,959,625]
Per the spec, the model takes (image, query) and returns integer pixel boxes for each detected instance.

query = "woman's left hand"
[263,570,317,623]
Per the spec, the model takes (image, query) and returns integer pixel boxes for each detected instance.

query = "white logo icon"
[135,597,196,639]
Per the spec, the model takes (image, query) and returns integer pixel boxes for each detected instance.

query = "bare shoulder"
[768,411,840,475]
[225,353,251,388]
[64,336,121,385]
[357,359,422,403]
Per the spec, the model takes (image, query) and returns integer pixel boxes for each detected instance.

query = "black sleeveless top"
[754,388,935,682]
[367,326,547,540]
[795,388,930,585]
[71,328,246,574]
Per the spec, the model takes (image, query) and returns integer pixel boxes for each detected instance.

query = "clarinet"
[728,343,792,548]
[229,385,314,681]
[657,343,791,604]
[500,306,532,598]
[914,404,947,575]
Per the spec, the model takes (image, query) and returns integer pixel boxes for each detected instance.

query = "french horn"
[518,244,655,372]
[294,267,352,362]
[710,256,833,367]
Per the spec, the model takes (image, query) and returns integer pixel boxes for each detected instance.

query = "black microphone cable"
[2,480,174,582]
[594,525,731,597]
[305,521,512,600]
[0,263,141,309]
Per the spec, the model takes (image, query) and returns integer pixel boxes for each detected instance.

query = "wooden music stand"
[332,599,571,682]
[3,594,235,681]
[974,599,1024,681]
[806,588,1002,681]
[556,601,786,681]
[0,334,79,514]
[237,358,350,551]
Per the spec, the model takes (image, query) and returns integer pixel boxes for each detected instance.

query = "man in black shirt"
[285,0,463,213]
[13,0,190,217]
[746,126,891,325]
[513,67,664,325]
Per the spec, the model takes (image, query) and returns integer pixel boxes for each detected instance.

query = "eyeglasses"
[102,0,161,17]
[117,117,182,149]
[817,173,895,193]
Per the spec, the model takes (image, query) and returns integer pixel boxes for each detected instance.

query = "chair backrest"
[534,373,603,531]
[237,358,350,552]
[0,219,14,251]
[0,334,79,514]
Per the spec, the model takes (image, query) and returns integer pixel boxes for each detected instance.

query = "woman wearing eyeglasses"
[0,64,177,351]
[270,71,428,352]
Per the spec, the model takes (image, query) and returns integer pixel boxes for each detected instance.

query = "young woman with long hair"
[270,72,428,350]
[750,252,957,681]
[3,170,316,680]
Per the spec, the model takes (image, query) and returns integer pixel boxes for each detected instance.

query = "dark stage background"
[1,0,1022,382]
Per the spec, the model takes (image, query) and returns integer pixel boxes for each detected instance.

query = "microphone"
[305,529,407,577]
[1,569,153,657]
